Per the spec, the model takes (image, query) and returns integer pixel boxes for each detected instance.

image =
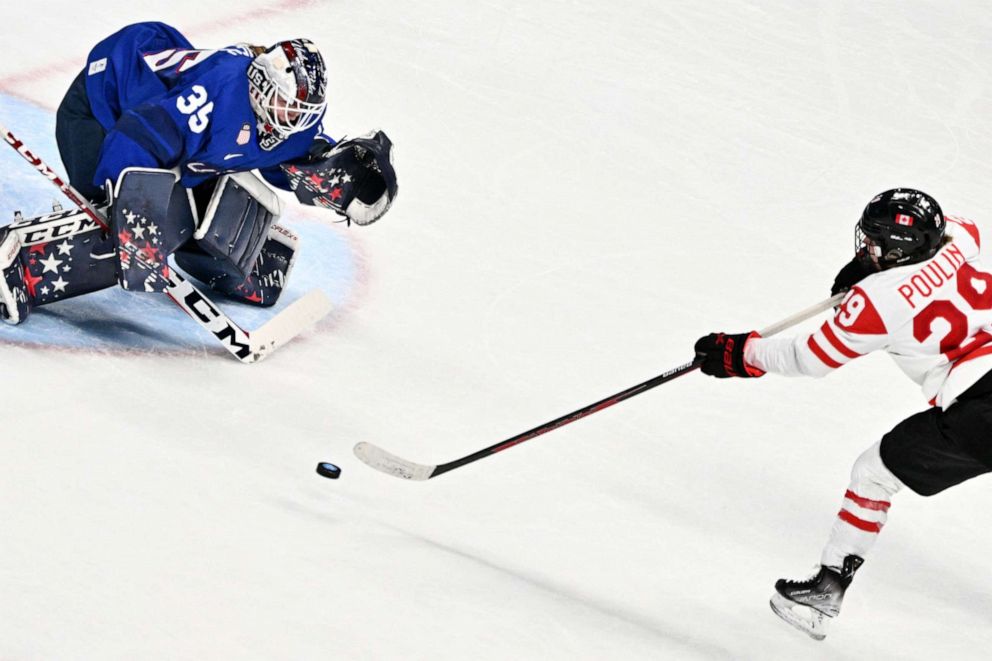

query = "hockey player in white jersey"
[693,188,992,640]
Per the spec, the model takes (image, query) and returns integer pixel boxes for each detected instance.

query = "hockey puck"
[316,462,342,479]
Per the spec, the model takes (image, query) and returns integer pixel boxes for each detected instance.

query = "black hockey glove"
[693,332,765,378]
[831,253,878,297]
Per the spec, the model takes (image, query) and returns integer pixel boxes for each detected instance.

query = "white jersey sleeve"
[745,215,992,408]
[745,286,889,378]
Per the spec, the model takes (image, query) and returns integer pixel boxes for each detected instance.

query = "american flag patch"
[237,123,251,146]
[895,213,914,226]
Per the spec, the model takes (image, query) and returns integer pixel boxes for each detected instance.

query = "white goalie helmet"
[247,39,328,139]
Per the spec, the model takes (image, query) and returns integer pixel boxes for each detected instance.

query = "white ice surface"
[3,2,992,659]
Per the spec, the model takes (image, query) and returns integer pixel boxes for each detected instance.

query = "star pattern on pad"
[18,226,90,303]
[38,253,63,274]
[115,208,168,292]
[22,263,43,297]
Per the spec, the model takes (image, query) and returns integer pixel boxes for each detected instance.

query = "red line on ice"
[0,0,316,108]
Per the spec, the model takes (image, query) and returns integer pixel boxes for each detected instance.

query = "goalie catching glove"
[694,331,766,378]
[281,130,397,226]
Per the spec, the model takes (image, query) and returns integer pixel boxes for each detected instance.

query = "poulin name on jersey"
[898,243,967,309]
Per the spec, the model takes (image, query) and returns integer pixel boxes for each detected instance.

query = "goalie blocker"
[0,167,299,324]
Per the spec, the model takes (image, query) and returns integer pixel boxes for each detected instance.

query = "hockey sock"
[820,442,904,568]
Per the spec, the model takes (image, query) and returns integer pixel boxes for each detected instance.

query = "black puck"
[316,462,342,479]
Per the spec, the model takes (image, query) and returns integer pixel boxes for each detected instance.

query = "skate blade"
[769,592,829,641]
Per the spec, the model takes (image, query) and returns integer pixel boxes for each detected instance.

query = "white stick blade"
[353,442,436,481]
[249,289,333,362]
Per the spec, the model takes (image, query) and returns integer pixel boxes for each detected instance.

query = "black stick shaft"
[422,293,844,478]
[431,360,700,477]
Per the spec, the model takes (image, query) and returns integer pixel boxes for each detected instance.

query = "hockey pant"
[819,371,992,568]
[55,69,107,202]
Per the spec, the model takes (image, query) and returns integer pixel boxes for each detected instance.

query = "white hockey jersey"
[746,217,992,409]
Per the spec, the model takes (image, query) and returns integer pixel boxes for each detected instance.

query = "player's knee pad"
[109,167,197,292]
[0,228,30,324]
[191,171,282,282]
[850,442,904,499]
[174,223,298,307]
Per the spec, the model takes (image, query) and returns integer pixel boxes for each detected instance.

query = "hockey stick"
[1,121,331,363]
[354,292,846,480]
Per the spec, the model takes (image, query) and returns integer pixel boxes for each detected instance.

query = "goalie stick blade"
[353,442,437,481]
[247,289,333,363]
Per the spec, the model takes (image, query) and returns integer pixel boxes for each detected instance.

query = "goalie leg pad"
[175,224,299,307]
[193,171,282,282]
[111,168,196,292]
[0,228,31,324]
[4,207,119,314]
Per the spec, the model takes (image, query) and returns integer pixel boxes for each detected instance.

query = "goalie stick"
[354,292,846,480]
[1,121,331,363]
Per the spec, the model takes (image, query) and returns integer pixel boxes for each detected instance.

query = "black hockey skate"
[769,555,863,641]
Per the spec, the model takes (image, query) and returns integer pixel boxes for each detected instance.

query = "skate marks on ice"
[0,93,360,355]
[275,490,738,659]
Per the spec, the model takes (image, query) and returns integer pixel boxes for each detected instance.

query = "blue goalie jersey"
[84,22,325,191]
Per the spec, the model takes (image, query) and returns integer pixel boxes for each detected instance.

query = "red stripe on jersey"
[808,336,842,368]
[838,509,883,533]
[950,345,992,372]
[844,490,890,512]
[945,331,992,363]
[821,323,861,359]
